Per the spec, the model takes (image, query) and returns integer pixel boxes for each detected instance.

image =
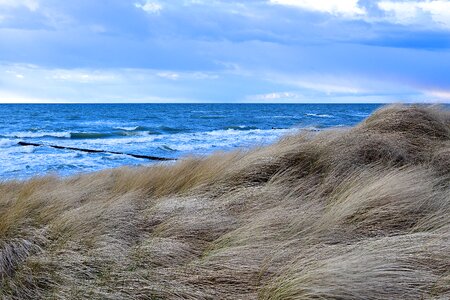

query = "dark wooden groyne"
[18,142,176,161]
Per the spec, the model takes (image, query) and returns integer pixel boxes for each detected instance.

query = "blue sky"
[0,0,449,103]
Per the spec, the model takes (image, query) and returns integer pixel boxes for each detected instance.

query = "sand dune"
[1,105,449,299]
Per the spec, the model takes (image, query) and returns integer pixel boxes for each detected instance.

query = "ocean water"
[0,104,382,180]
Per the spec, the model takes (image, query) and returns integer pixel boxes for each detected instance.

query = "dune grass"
[0,104,449,299]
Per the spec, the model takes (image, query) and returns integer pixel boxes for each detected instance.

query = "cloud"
[134,1,162,14]
[0,91,56,103]
[50,70,118,83]
[287,78,363,94]
[157,71,219,80]
[0,63,445,103]
[255,92,299,100]
[269,0,366,17]
[157,72,180,80]
[426,89,450,100]
[0,64,229,103]
[0,0,39,11]
[377,1,450,29]
[259,69,375,95]
[0,1,449,103]
[248,91,303,101]
[268,0,450,30]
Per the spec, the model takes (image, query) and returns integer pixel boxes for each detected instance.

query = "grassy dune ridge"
[0,105,449,299]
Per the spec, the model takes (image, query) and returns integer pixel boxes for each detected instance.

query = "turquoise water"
[0,104,382,180]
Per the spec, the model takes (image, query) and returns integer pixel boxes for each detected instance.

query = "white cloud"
[190,72,220,80]
[269,0,450,29]
[0,0,39,11]
[246,91,307,103]
[0,64,220,103]
[0,91,56,103]
[5,69,25,79]
[156,71,220,80]
[265,73,365,95]
[269,0,366,17]
[251,92,300,100]
[50,70,118,83]
[157,72,180,80]
[378,0,450,29]
[134,1,163,14]
[292,80,362,94]
[426,89,450,100]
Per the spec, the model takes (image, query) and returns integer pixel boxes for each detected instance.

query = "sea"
[0,104,383,180]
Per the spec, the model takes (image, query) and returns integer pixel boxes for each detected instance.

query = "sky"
[0,0,450,103]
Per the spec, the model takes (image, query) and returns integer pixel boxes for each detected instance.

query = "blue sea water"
[0,104,382,180]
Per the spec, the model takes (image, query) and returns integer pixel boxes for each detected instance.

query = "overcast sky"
[0,0,449,103]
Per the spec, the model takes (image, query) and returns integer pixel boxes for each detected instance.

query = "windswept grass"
[1,105,449,299]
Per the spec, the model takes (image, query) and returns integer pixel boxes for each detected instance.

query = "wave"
[1,131,71,139]
[81,120,123,126]
[1,126,292,144]
[224,125,260,131]
[158,126,187,134]
[0,129,156,140]
[0,139,17,148]
[159,145,177,152]
[43,128,294,158]
[113,126,155,132]
[196,115,226,119]
[70,130,154,139]
[114,126,140,131]
[69,132,116,139]
[155,128,294,152]
[305,113,333,118]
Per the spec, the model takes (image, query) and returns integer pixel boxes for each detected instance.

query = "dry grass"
[1,104,449,299]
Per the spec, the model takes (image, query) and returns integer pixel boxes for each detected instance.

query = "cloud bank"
[0,0,449,103]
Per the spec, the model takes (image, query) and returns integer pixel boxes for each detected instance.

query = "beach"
[1,104,449,299]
